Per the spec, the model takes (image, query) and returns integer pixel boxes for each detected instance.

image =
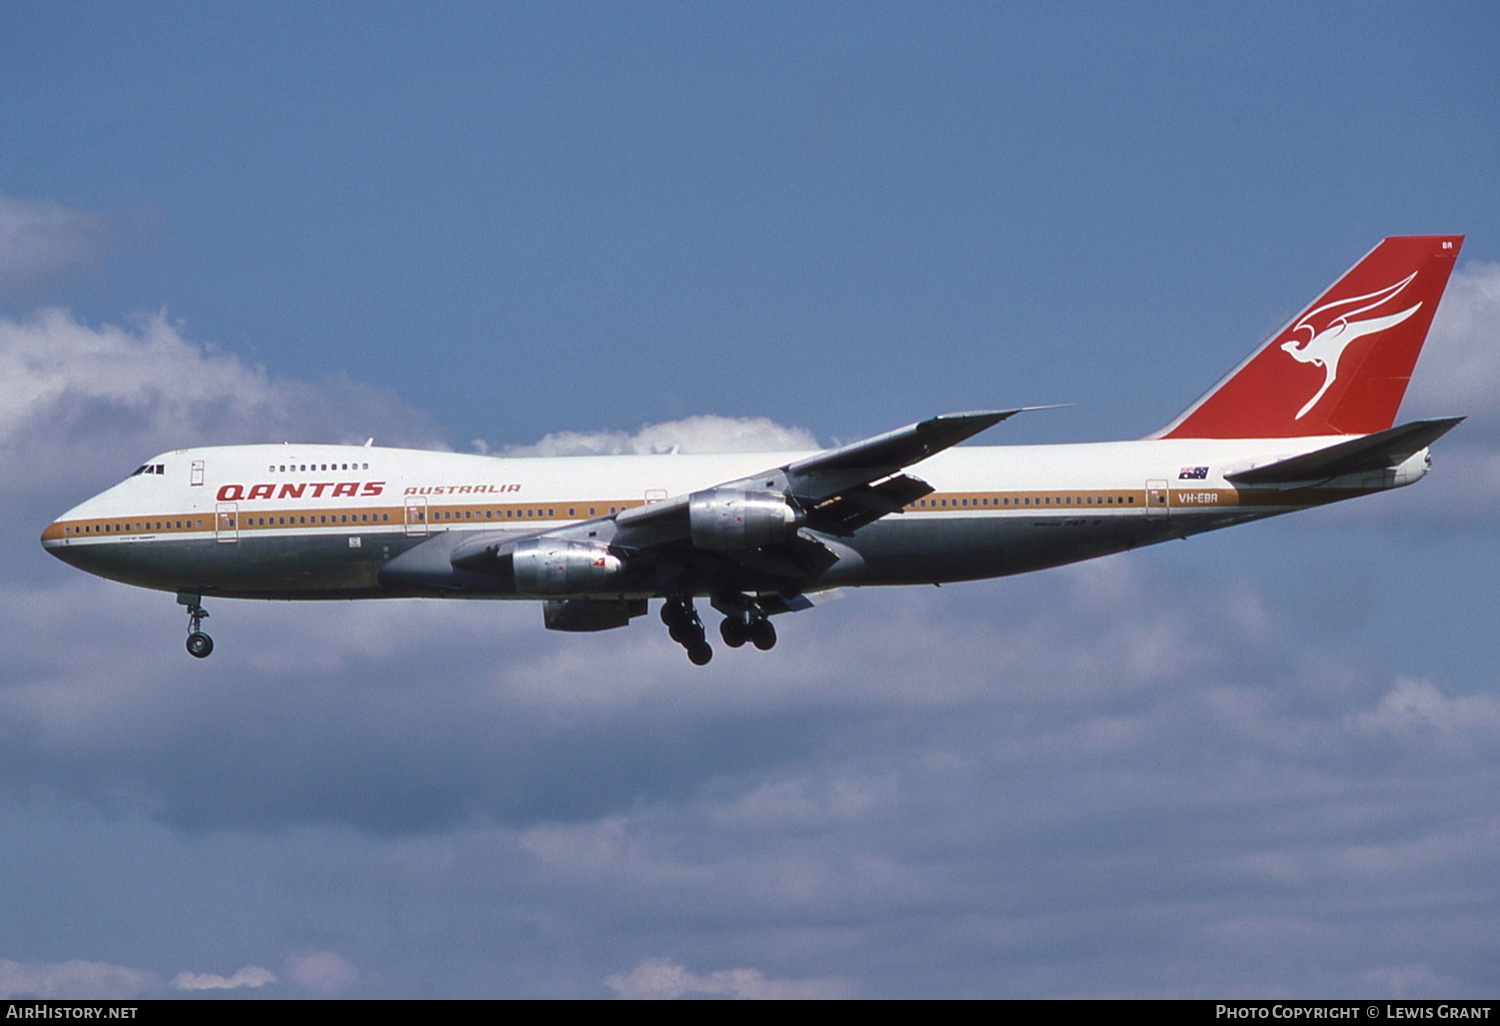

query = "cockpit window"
[128,464,166,478]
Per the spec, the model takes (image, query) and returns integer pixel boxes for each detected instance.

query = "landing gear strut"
[719,612,776,651]
[662,597,712,665]
[178,592,213,659]
[662,595,786,665]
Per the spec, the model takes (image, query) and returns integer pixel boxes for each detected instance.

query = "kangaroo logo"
[1279,272,1422,420]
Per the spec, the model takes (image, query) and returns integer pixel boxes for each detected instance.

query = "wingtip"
[932,404,1071,422]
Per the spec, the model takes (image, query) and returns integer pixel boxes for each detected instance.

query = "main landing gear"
[178,592,213,659]
[662,595,779,665]
[661,597,713,665]
[719,613,776,651]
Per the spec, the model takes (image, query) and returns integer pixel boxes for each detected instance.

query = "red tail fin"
[1158,235,1463,439]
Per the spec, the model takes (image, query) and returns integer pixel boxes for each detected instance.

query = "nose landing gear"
[178,592,213,659]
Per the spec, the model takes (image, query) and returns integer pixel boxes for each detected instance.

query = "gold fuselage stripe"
[41,484,1379,543]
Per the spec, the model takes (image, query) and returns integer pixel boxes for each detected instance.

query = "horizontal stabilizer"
[1225,417,1464,485]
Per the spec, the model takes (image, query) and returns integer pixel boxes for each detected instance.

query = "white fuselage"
[41,436,1426,602]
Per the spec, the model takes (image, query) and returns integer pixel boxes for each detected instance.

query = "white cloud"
[1407,261,1500,422]
[0,308,446,526]
[0,195,103,284]
[171,965,276,990]
[1349,677,1500,746]
[500,414,819,457]
[0,958,156,999]
[0,307,445,452]
[604,958,853,1000]
[285,951,357,997]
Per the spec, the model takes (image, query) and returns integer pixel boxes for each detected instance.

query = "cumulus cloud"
[499,414,819,457]
[3,538,1497,996]
[604,958,852,1000]
[171,965,276,991]
[1406,261,1500,426]
[1349,677,1500,747]
[0,195,104,285]
[0,959,156,1000]
[0,308,445,462]
[285,952,357,997]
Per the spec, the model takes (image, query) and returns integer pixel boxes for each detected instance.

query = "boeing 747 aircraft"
[43,236,1464,664]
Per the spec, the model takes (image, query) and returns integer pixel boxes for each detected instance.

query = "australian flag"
[1178,466,1209,480]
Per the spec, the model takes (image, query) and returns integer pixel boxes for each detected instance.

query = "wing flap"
[804,473,934,535]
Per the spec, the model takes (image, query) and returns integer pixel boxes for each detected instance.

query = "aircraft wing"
[610,408,1030,543]
[441,409,1030,587]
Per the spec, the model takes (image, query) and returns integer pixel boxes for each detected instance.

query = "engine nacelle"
[543,598,647,632]
[512,538,624,595]
[688,489,800,550]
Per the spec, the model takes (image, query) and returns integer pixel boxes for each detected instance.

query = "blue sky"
[2,2,1499,999]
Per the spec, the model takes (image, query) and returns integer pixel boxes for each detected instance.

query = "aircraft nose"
[41,516,67,551]
[41,514,88,569]
[40,501,107,573]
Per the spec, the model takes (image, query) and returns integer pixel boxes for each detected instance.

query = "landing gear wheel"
[179,595,213,659]
[687,641,714,666]
[720,617,749,648]
[750,619,777,651]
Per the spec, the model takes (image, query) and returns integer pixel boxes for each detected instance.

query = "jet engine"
[688,489,801,550]
[512,538,624,595]
[543,598,647,632]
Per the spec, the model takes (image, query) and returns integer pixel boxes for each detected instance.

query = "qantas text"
[216,482,386,502]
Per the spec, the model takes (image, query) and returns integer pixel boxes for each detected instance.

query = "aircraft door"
[191,460,205,487]
[1145,479,1169,520]
[404,496,429,537]
[215,502,239,543]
